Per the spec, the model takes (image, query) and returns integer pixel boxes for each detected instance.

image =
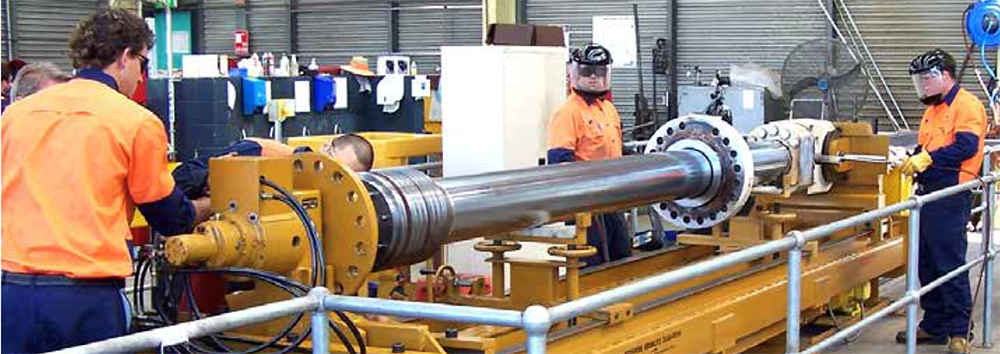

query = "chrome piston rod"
[363,141,791,270]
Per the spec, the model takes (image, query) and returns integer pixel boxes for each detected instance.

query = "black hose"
[332,311,367,354]
[178,268,309,354]
[267,193,323,287]
[212,268,366,354]
[260,176,326,287]
[145,176,363,353]
[134,256,147,314]
[183,274,234,352]
[179,268,363,354]
[257,178,367,354]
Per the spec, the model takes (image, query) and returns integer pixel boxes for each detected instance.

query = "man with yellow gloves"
[895,49,987,354]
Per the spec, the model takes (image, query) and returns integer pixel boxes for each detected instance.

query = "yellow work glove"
[900,151,933,176]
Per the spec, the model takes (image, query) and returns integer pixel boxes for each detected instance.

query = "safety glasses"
[578,64,609,78]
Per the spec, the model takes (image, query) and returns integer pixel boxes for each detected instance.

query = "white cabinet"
[441,45,568,177]
[440,45,568,279]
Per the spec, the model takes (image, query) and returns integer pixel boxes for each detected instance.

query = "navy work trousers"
[917,188,973,337]
[581,212,633,267]
[1,279,130,353]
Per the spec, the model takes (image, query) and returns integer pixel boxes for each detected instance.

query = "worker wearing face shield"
[547,43,631,267]
[895,49,986,354]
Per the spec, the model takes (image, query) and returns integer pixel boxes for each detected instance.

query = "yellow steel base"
[428,236,902,354]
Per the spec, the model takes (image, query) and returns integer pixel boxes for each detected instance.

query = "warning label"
[622,330,682,354]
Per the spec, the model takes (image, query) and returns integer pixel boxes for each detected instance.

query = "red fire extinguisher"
[234,30,250,57]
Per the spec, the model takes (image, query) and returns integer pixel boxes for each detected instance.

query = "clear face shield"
[571,62,612,94]
[911,67,947,104]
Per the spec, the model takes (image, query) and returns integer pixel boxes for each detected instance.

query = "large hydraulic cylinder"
[364,115,788,270]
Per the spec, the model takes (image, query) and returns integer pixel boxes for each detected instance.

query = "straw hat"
[341,56,375,76]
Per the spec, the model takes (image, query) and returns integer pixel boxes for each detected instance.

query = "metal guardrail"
[790,146,999,354]
[52,151,1000,354]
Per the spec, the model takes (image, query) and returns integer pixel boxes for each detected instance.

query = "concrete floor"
[820,231,1000,354]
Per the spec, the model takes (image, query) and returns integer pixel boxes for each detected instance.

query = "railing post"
[786,231,805,354]
[983,156,995,349]
[906,199,922,354]
[310,287,331,354]
[523,305,552,354]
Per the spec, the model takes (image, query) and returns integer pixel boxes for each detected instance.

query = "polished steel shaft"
[437,151,713,242]
[365,143,792,270]
[749,141,793,185]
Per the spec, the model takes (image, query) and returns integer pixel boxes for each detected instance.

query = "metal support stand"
[983,159,995,349]
[523,305,552,354]
[311,288,331,354]
[906,201,922,354]
[786,231,804,354]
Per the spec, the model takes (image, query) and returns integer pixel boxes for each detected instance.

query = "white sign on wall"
[592,16,637,68]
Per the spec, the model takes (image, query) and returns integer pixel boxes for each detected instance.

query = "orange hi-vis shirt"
[547,92,623,161]
[2,79,175,278]
[245,137,296,156]
[917,87,987,184]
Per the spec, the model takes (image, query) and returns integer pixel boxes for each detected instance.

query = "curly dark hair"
[68,9,154,70]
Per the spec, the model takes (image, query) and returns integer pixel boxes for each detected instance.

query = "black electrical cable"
[143,176,362,353]
[134,256,147,314]
[138,255,155,315]
[259,178,369,352]
[259,176,326,287]
[266,193,323,287]
[964,182,991,349]
[177,268,309,354]
[331,311,367,354]
[183,274,234,352]
[257,177,368,353]
[205,268,365,354]
[186,268,360,354]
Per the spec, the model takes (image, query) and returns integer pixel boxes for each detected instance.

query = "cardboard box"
[533,25,565,47]
[486,24,566,47]
[486,24,535,46]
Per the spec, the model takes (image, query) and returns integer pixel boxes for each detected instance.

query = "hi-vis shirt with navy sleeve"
[2,72,195,278]
[916,85,987,187]
[547,91,623,163]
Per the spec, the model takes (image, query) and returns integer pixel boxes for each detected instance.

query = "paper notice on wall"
[172,32,191,54]
[294,81,311,112]
[592,16,637,68]
[412,75,431,98]
[227,82,236,110]
[334,77,348,109]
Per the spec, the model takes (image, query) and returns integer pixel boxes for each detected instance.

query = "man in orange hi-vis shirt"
[547,43,630,267]
[1,9,211,352]
[894,49,987,354]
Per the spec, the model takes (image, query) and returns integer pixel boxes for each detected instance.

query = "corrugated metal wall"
[676,0,827,86]
[247,0,290,53]
[397,1,482,72]
[295,1,390,66]
[527,0,670,131]
[835,0,987,131]
[2,0,10,61]
[202,0,237,55]
[8,0,101,69]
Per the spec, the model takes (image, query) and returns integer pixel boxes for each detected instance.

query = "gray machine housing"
[677,84,783,134]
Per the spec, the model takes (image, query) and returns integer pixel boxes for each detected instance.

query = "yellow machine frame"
[164,122,913,353]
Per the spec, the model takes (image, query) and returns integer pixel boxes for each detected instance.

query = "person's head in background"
[2,61,11,97]
[11,62,72,101]
[322,134,374,172]
[67,9,153,97]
